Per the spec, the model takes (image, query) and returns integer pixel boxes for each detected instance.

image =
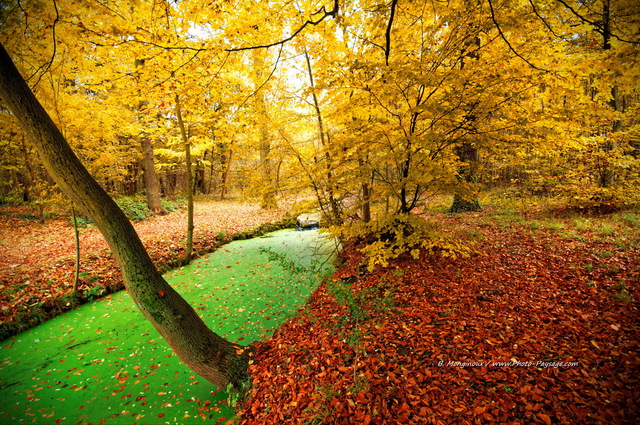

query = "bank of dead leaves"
[0,201,287,336]
[240,211,639,425]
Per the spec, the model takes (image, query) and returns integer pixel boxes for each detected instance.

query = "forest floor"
[239,204,640,425]
[1,199,639,424]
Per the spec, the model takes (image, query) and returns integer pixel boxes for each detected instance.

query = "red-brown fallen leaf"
[538,413,552,425]
[474,405,486,415]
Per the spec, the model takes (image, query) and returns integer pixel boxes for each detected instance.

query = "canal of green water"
[0,229,336,425]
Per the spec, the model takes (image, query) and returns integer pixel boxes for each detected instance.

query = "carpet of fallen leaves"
[0,200,288,337]
[240,209,640,425]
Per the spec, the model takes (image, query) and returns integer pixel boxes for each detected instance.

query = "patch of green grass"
[612,282,631,302]
[491,210,525,230]
[70,214,93,228]
[598,250,614,259]
[115,196,152,221]
[596,223,616,237]
[461,227,485,241]
[572,217,593,231]
[613,211,640,228]
[545,219,565,231]
[392,268,406,278]
[79,271,100,284]
[614,236,639,250]
[528,220,543,230]
[160,196,185,213]
[1,281,28,296]
[82,285,105,301]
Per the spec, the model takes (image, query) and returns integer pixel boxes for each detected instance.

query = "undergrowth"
[329,213,474,272]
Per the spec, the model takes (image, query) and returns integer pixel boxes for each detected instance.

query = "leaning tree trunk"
[0,42,249,391]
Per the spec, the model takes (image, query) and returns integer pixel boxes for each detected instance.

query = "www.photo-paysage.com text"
[438,360,580,368]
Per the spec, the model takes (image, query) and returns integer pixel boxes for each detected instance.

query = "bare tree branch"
[236,44,284,110]
[385,0,399,65]
[226,0,339,52]
[28,0,60,87]
[554,0,639,45]
[528,0,562,38]
[487,0,547,72]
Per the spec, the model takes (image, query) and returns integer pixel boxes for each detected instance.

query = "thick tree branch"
[227,0,339,52]
[385,0,399,65]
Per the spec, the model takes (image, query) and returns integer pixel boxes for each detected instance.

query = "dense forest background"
[0,0,638,227]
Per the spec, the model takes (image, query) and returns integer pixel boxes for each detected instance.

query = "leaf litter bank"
[240,212,639,425]
[0,201,289,340]
[0,229,336,425]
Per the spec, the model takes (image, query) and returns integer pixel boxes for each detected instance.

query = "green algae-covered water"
[0,229,336,425]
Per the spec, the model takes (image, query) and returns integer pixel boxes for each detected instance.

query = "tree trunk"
[220,143,233,200]
[303,48,342,225]
[135,58,166,215]
[450,142,481,213]
[362,180,372,222]
[175,95,194,265]
[140,136,166,214]
[450,33,482,213]
[0,42,249,391]
[252,50,278,209]
[599,1,620,188]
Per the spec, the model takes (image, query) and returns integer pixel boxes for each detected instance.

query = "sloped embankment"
[240,220,640,424]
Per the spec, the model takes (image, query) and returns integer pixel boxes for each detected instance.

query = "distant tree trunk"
[599,1,620,188]
[134,58,166,214]
[0,42,249,391]
[220,143,233,200]
[175,95,193,265]
[360,159,372,222]
[140,136,166,214]
[450,34,482,213]
[259,138,277,208]
[122,161,139,196]
[207,148,217,195]
[303,47,342,225]
[195,157,206,194]
[362,181,372,222]
[251,49,278,209]
[20,135,36,201]
[450,142,481,213]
